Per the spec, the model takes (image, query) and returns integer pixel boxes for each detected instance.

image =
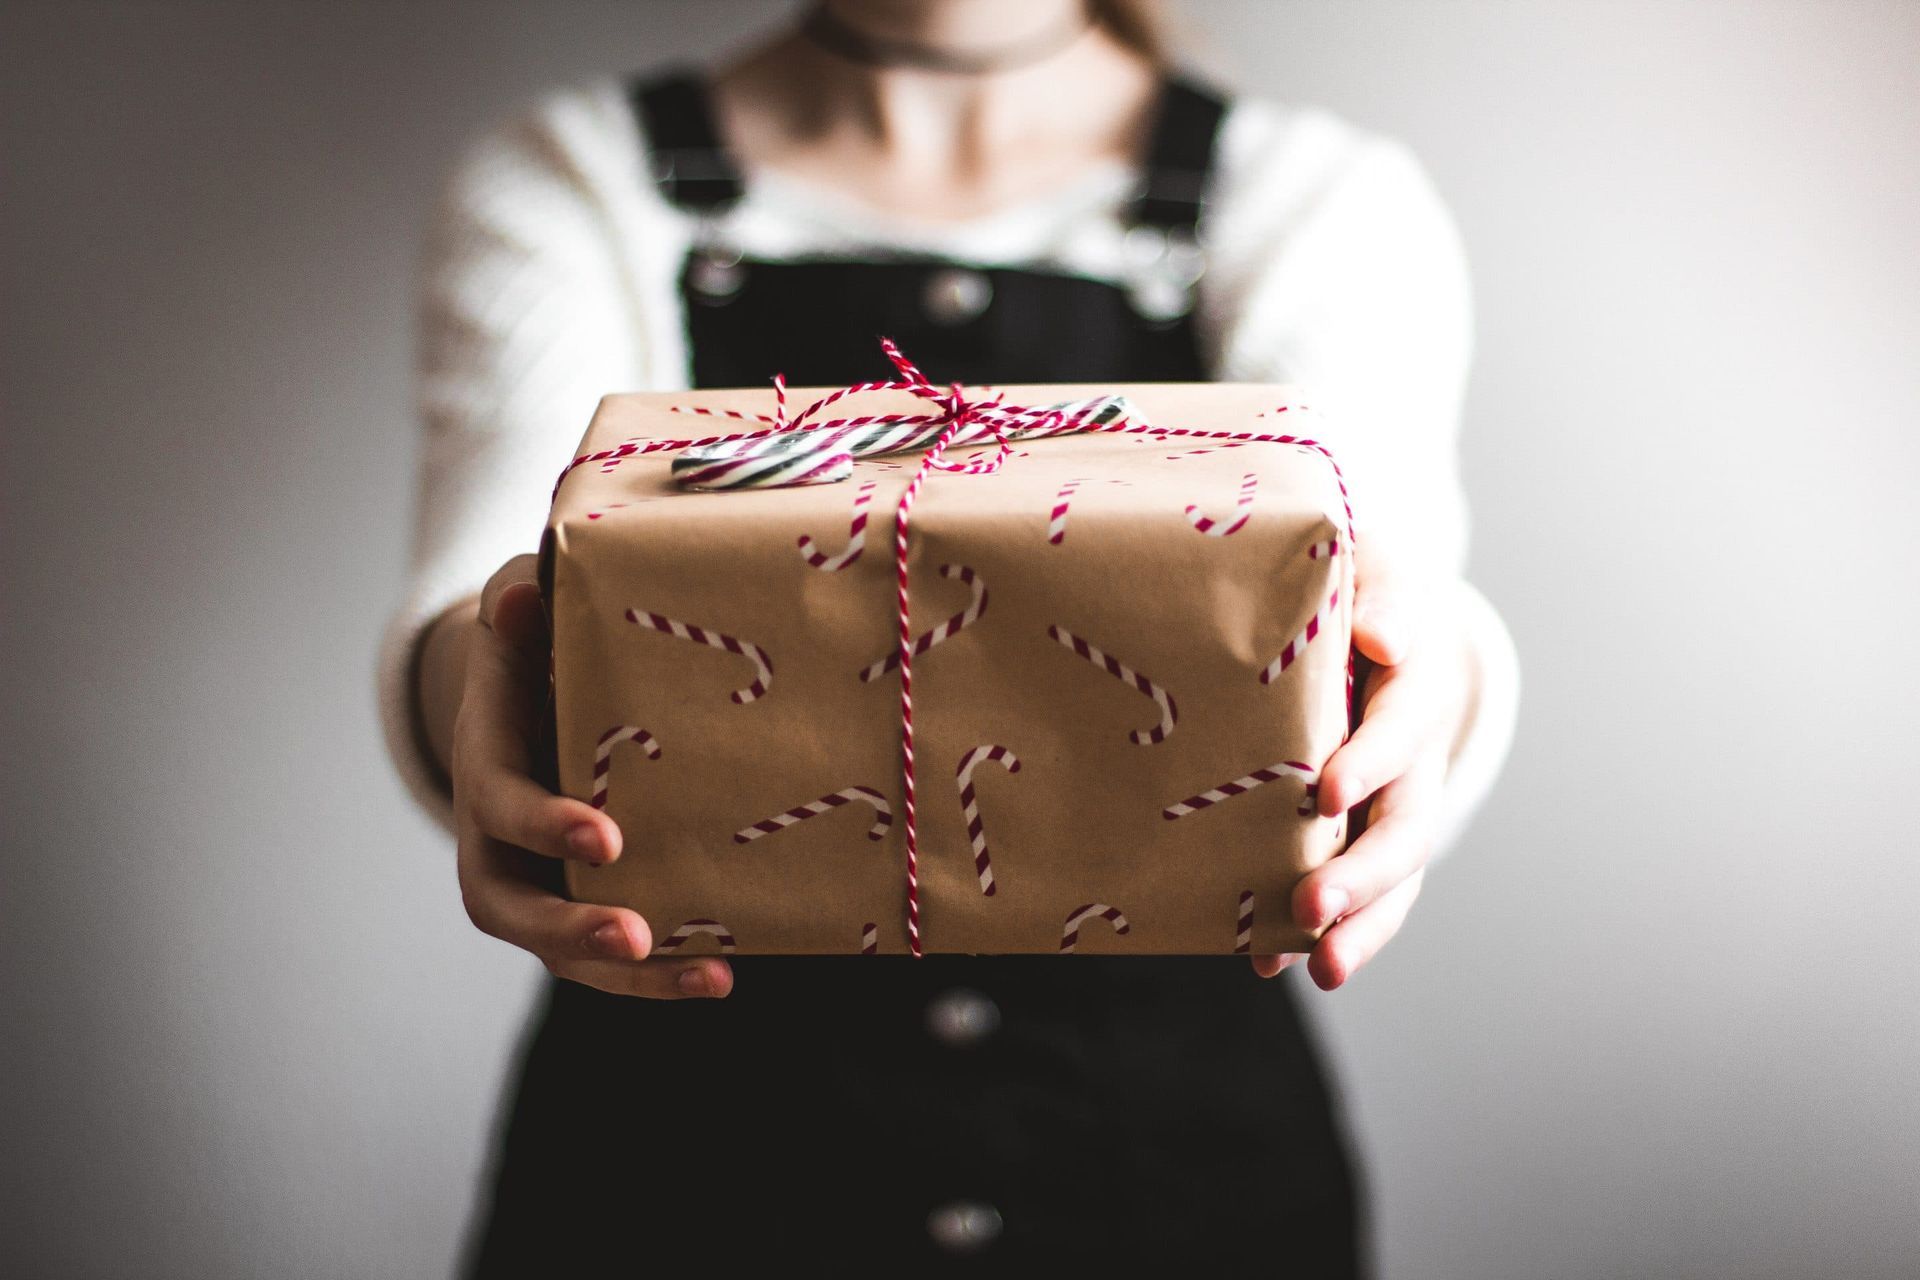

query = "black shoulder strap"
[632,66,1225,227]
[630,68,745,211]
[1130,74,1228,234]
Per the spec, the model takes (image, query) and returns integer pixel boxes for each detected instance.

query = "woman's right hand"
[449,554,734,999]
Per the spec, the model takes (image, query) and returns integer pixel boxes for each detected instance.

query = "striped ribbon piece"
[552,338,1358,957]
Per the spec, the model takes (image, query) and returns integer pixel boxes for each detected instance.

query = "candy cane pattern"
[655,919,737,955]
[624,609,773,704]
[1164,441,1253,461]
[1307,536,1341,560]
[1046,478,1084,545]
[1060,903,1131,953]
[734,785,894,844]
[1046,624,1178,744]
[796,480,877,571]
[955,745,1021,896]
[1258,587,1340,685]
[1235,891,1255,954]
[1163,760,1319,821]
[1185,472,1258,537]
[586,499,656,520]
[590,725,659,810]
[860,922,878,955]
[1044,477,1129,545]
[858,563,986,683]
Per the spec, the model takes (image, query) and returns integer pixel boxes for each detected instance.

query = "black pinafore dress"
[464,71,1366,1276]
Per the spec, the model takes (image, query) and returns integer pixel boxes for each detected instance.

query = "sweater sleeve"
[1204,101,1521,857]
[374,85,659,838]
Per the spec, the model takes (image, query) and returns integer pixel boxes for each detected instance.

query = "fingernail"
[587,921,628,958]
[566,823,604,861]
[1318,888,1350,928]
[1362,609,1402,660]
[677,966,711,997]
[1333,776,1362,813]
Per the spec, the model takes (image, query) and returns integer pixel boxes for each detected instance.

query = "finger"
[463,750,620,863]
[458,623,620,863]
[491,580,549,663]
[551,955,735,1000]
[459,838,651,960]
[1350,540,1420,667]
[1250,953,1300,979]
[478,554,541,632]
[1295,752,1444,929]
[461,855,732,1001]
[1307,868,1424,991]
[1316,654,1445,816]
[463,606,549,752]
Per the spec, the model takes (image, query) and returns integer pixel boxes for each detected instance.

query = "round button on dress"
[921,267,994,325]
[926,1200,1004,1254]
[688,249,747,302]
[923,987,1001,1047]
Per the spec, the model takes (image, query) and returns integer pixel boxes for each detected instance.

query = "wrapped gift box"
[542,380,1353,955]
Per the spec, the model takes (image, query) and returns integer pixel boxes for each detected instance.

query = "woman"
[377,0,1519,1271]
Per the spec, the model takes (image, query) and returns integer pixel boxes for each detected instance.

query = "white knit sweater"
[376,75,1520,853]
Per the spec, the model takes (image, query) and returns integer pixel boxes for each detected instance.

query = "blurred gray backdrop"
[5,2,1917,1276]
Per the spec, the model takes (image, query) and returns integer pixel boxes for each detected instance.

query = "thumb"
[477,553,546,662]
[1350,540,1414,666]
[491,581,549,662]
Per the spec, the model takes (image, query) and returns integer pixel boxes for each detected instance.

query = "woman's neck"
[711,3,1159,221]
[822,0,1083,51]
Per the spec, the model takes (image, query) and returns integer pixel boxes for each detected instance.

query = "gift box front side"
[546,383,1353,956]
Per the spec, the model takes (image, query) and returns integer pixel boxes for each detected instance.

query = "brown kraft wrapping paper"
[544,382,1354,956]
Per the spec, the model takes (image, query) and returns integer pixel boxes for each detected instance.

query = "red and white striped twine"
[955,745,1021,896]
[590,725,659,810]
[1184,472,1258,537]
[553,339,1356,957]
[1307,536,1340,559]
[1061,903,1132,953]
[860,922,879,955]
[858,562,986,683]
[624,609,772,704]
[733,785,893,844]
[1163,760,1320,821]
[1235,890,1255,954]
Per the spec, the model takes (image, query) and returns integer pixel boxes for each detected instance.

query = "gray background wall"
[4,2,1916,1276]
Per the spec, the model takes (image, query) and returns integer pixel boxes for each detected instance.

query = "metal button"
[1129,274,1192,323]
[922,267,993,325]
[1123,223,1173,269]
[927,1200,1003,1254]
[688,251,747,302]
[924,987,1001,1047]
[1122,225,1205,324]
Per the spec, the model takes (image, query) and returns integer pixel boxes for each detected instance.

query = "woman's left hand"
[1253,542,1473,990]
